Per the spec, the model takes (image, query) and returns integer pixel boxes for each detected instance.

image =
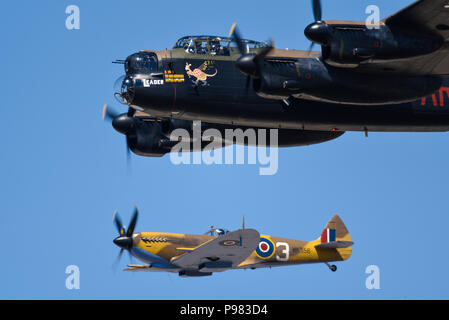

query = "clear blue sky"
[1,0,448,299]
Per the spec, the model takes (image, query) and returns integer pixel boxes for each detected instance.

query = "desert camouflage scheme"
[237,216,352,270]
[115,215,353,277]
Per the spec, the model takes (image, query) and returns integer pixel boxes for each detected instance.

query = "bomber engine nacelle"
[116,116,171,157]
[252,58,331,101]
[305,22,442,68]
[252,51,442,106]
[110,113,345,157]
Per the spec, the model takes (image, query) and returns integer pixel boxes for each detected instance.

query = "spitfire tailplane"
[314,215,353,261]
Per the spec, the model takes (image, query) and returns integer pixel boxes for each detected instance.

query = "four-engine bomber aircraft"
[112,208,353,277]
[104,0,449,157]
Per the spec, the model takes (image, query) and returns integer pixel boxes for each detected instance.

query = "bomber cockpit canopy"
[173,35,269,56]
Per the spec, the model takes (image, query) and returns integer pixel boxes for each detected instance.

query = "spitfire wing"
[124,264,151,272]
[171,229,260,269]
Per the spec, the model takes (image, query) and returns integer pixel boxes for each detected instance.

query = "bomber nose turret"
[113,75,135,105]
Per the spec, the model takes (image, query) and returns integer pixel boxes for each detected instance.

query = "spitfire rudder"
[315,215,353,261]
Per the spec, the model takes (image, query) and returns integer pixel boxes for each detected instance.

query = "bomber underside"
[151,98,449,133]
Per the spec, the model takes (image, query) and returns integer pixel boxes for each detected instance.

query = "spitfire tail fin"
[314,215,353,260]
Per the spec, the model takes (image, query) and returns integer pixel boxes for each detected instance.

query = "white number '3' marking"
[276,242,289,262]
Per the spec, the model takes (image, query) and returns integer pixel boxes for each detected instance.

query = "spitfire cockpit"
[207,228,229,237]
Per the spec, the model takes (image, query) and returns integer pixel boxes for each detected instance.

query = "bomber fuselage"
[115,37,449,133]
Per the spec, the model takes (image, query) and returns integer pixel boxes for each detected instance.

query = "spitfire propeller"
[112,206,139,268]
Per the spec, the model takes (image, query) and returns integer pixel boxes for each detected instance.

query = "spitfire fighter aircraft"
[112,208,353,277]
[104,0,449,157]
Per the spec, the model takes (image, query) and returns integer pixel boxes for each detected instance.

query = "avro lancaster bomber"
[104,0,449,157]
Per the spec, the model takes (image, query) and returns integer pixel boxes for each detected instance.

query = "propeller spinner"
[304,0,332,50]
[229,23,274,81]
[112,206,139,267]
[102,103,136,164]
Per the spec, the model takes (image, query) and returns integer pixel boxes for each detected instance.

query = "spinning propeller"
[228,23,274,91]
[103,73,138,164]
[307,0,323,52]
[312,0,322,22]
[112,206,139,268]
[305,0,332,51]
[102,103,136,164]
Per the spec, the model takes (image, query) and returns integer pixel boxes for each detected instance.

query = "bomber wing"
[360,0,449,75]
[384,0,449,39]
[171,229,260,270]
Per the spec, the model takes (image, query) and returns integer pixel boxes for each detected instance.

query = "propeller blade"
[112,248,124,272]
[307,42,315,53]
[230,24,274,79]
[102,104,120,122]
[126,206,139,237]
[112,206,140,272]
[126,108,135,168]
[127,250,134,263]
[230,23,273,60]
[255,38,274,62]
[127,107,136,117]
[113,210,125,236]
[245,75,251,93]
[126,136,132,168]
[312,0,322,22]
[229,23,248,55]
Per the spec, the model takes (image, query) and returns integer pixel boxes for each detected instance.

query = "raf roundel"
[255,236,275,259]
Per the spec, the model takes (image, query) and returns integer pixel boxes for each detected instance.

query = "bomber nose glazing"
[114,75,135,105]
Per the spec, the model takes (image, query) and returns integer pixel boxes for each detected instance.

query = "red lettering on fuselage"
[439,87,449,106]
[421,87,449,107]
